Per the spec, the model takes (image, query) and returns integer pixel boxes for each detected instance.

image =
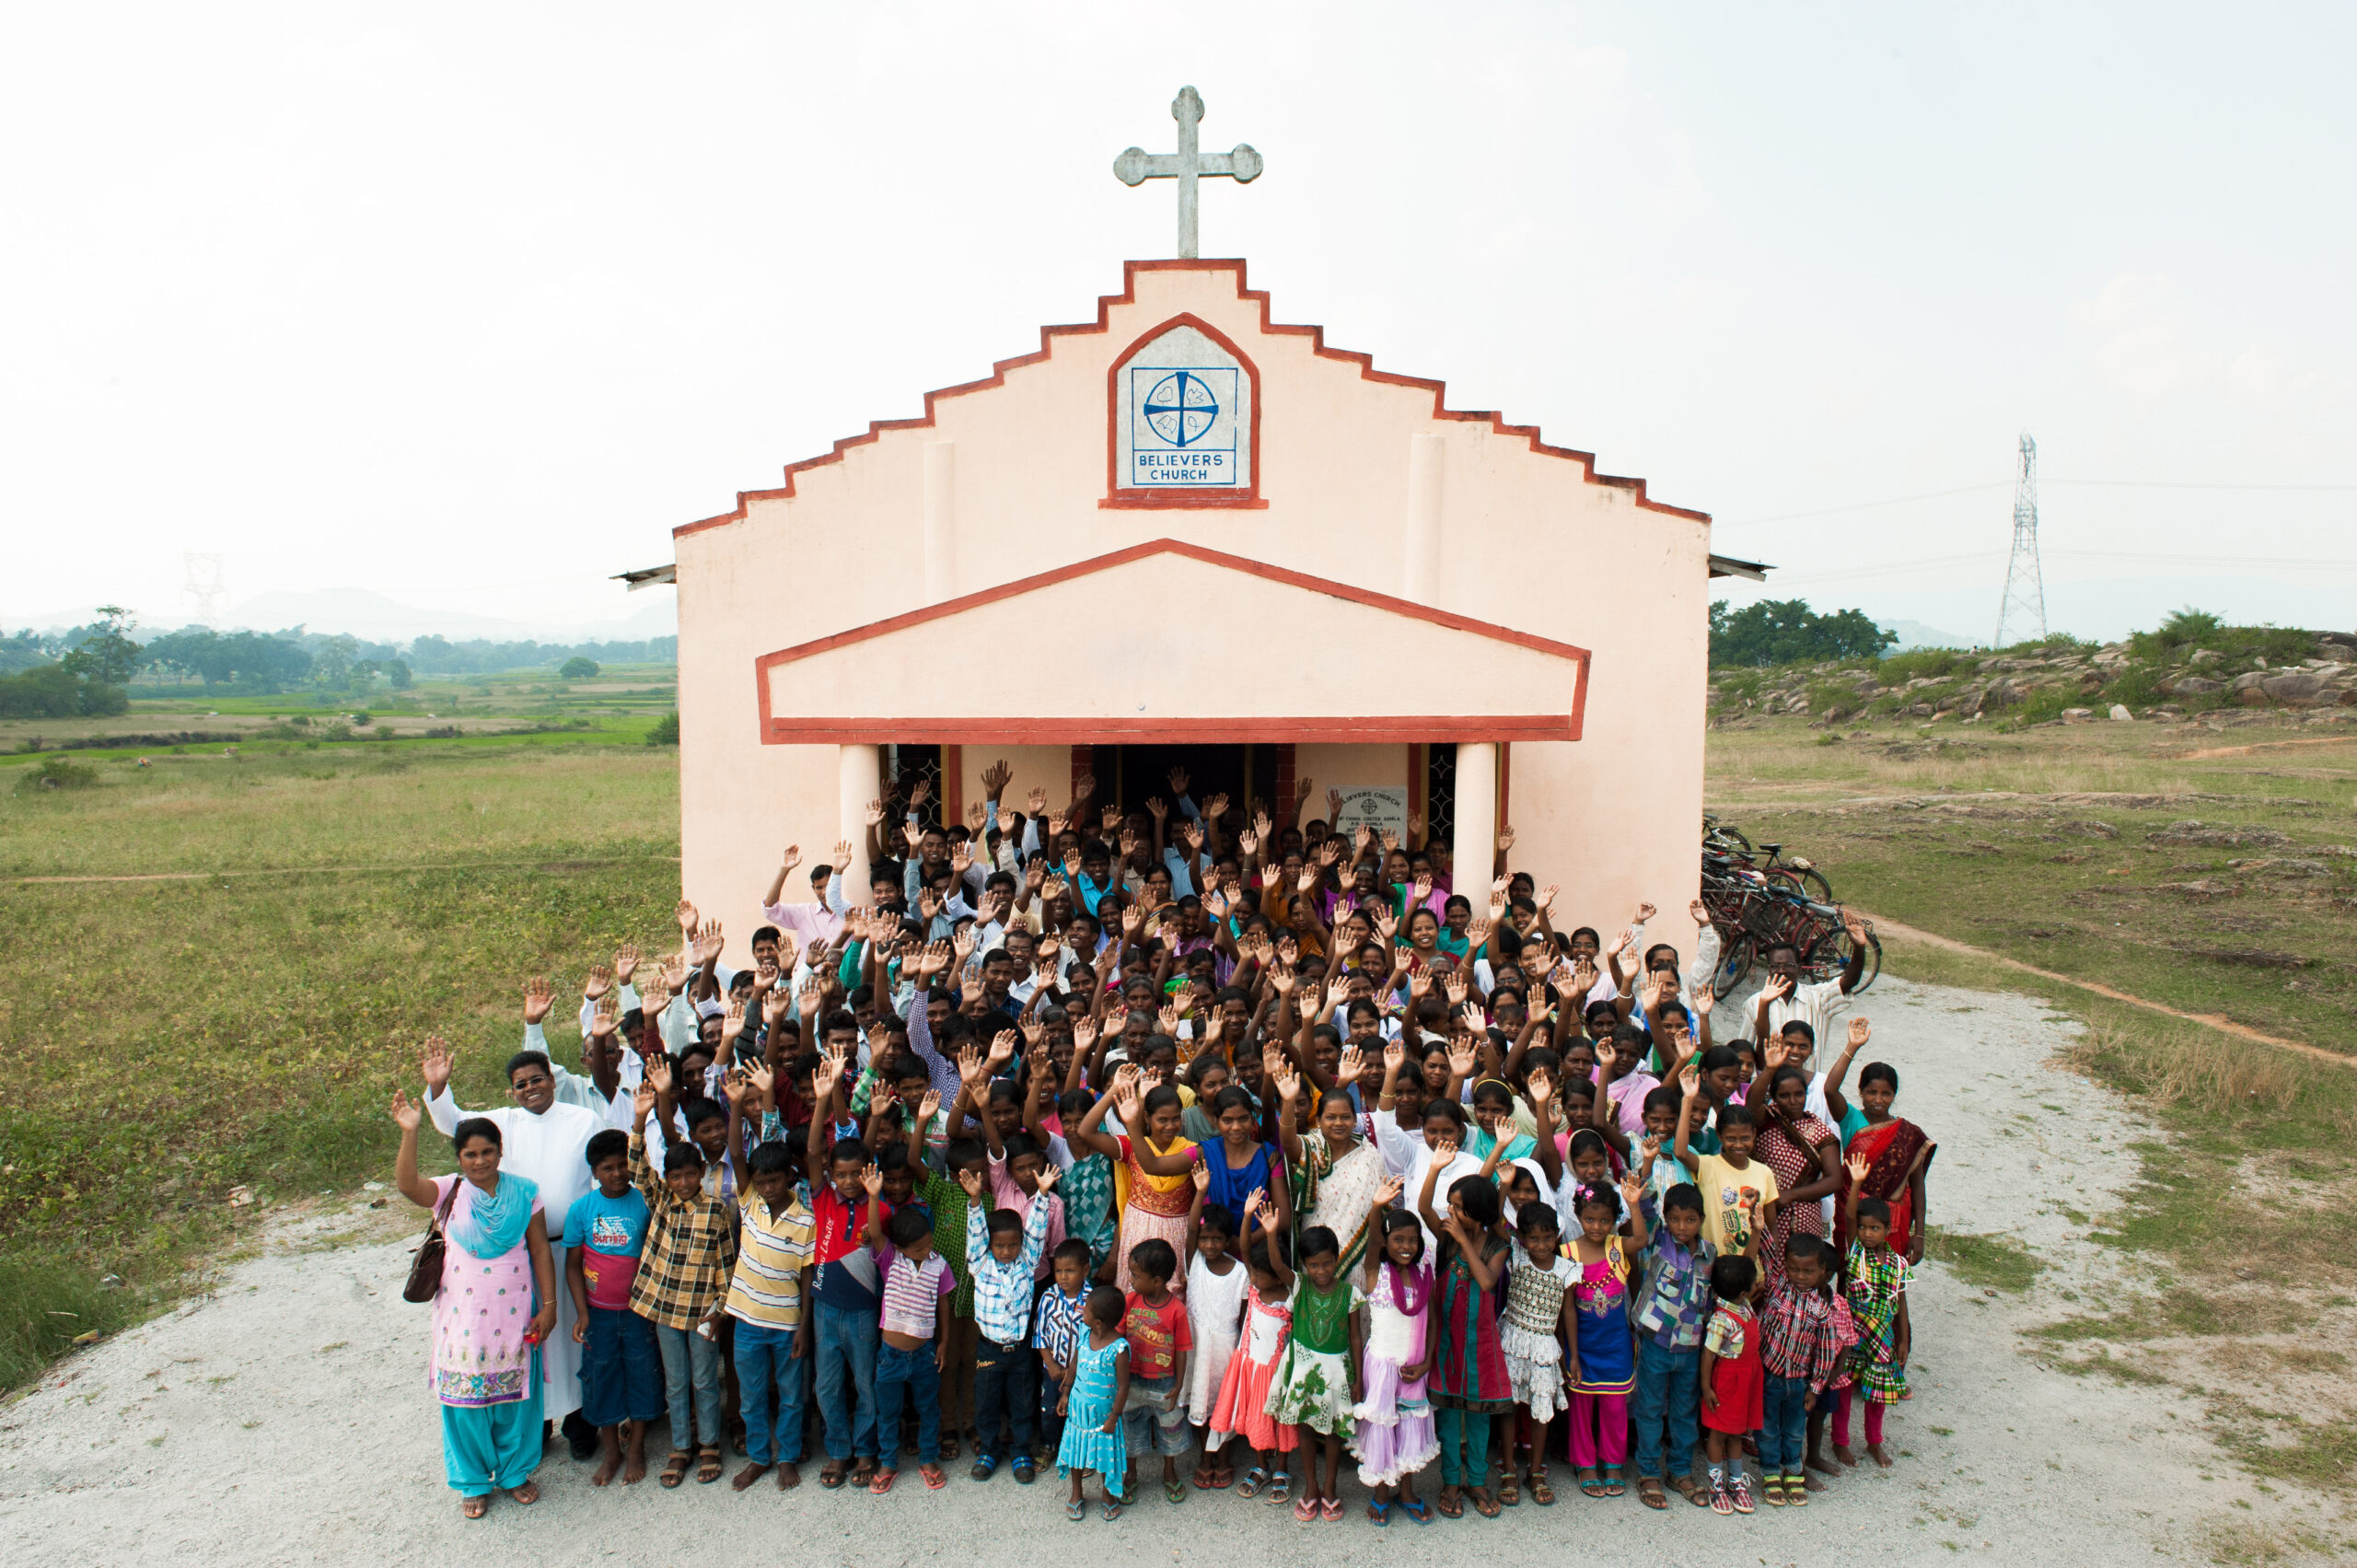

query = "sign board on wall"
[1329,784,1408,842]
[1107,316,1260,506]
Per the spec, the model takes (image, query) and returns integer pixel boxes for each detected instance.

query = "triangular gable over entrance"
[755,538,1589,746]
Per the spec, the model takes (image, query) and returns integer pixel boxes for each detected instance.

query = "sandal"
[819,1461,847,1489]
[1320,1497,1343,1521]
[1434,1490,1464,1519]
[1496,1468,1520,1507]
[868,1467,900,1495]
[1192,1462,1219,1491]
[1399,1496,1433,1525]
[921,1464,947,1490]
[1237,1466,1269,1500]
[1787,1473,1811,1507]
[1292,1496,1318,1523]
[1211,1465,1235,1489]
[459,1494,489,1519]
[660,1451,691,1489]
[1529,1468,1556,1506]
[1367,1499,1393,1527]
[1102,1495,1124,1520]
[940,1433,960,1460]
[1013,1457,1036,1484]
[1164,1478,1186,1505]
[1066,1499,1086,1522]
[1761,1473,1786,1507]
[1579,1469,1608,1499]
[505,1481,539,1505]
[1602,1466,1625,1497]
[1265,1470,1294,1504]
[1730,1474,1756,1515]
[696,1445,723,1484]
[1638,1477,1668,1510]
[1469,1488,1501,1519]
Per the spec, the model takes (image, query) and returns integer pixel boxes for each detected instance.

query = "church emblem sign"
[1105,313,1263,508]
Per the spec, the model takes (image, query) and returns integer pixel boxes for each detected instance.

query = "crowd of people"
[388,762,1934,1525]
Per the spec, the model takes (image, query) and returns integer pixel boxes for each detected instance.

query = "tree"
[312,633,359,691]
[60,606,142,687]
[559,656,600,680]
[386,658,412,691]
[1709,598,1897,668]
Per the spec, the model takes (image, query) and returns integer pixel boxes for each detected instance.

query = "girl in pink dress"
[1204,1200,1299,1503]
[1352,1197,1439,1524]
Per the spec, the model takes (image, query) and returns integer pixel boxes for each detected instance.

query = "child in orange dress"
[1697,1251,1764,1515]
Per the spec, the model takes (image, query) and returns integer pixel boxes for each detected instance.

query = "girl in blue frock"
[1056,1285,1133,1520]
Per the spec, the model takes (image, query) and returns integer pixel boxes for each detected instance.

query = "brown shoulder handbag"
[402,1180,460,1304]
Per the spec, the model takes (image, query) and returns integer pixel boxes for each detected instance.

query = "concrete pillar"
[1404,434,1445,603]
[923,443,957,605]
[838,743,880,903]
[1451,741,1498,898]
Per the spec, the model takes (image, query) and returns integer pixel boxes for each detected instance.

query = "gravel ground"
[0,977,2309,1565]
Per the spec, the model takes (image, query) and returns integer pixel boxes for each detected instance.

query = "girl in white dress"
[1499,1198,1578,1505]
[1350,1190,1440,1523]
[1183,1195,1249,1487]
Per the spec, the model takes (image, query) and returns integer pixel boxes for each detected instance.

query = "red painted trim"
[1100,311,1263,509]
[1499,742,1514,832]
[941,745,963,830]
[763,716,1571,746]
[1568,646,1590,742]
[673,258,1709,540]
[753,537,1592,673]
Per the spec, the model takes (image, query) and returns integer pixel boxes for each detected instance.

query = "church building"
[637,91,1760,970]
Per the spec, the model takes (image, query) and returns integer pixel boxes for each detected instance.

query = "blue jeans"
[578,1306,666,1429]
[873,1341,942,1469]
[1759,1373,1811,1475]
[1631,1337,1701,1481]
[736,1320,807,1465]
[650,1322,722,1452]
[814,1300,881,1462]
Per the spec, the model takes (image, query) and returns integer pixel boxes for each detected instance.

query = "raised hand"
[864,798,886,828]
[1689,898,1710,927]
[1338,1043,1367,1084]
[388,1088,422,1132]
[1375,1173,1405,1207]
[1383,1040,1406,1077]
[1762,972,1795,1004]
[645,1054,676,1098]
[582,963,613,1003]
[1033,1163,1060,1195]
[916,1088,943,1126]
[1446,1033,1478,1079]
[1678,1061,1701,1095]
[675,899,699,937]
[1620,1169,1644,1209]
[521,975,555,1025]
[1496,825,1515,854]
[721,996,747,1045]
[420,1036,455,1097]
[1536,883,1559,914]
[1430,1132,1459,1163]
[661,949,690,992]
[965,801,986,832]
[589,993,620,1038]
[694,920,725,966]
[1848,1017,1872,1051]
[1202,792,1229,821]
[1845,1150,1872,1184]
[1634,902,1658,924]
[987,1029,1018,1072]
[1190,1162,1211,1194]
[860,1163,885,1199]
[1027,784,1050,815]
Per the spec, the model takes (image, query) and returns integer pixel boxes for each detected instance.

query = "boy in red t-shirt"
[1120,1238,1194,1503]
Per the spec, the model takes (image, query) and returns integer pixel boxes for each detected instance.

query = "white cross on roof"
[1112,87,1262,260]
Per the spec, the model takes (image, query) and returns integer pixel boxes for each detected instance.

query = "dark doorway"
[1087,743,1271,820]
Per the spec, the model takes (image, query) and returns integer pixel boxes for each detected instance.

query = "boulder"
[2061,707,2094,723]
[2260,672,2330,707]
[2109,704,2133,721]
[2188,648,2223,666]
[2162,675,2223,696]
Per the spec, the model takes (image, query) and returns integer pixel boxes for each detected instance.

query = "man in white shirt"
[1748,907,1874,1069]
[422,1038,611,1459]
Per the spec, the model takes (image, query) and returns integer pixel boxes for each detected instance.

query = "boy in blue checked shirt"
[1033,1237,1094,1463]
[957,1164,1058,1481]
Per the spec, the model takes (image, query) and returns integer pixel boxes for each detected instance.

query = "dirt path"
[1858,910,2350,1066]
[0,976,2318,1564]
[2172,734,2357,761]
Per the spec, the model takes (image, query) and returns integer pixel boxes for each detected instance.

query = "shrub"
[375,726,396,740]
[559,656,600,679]
[13,757,99,795]
[646,711,679,747]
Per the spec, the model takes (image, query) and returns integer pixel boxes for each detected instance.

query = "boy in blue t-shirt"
[563,1127,664,1485]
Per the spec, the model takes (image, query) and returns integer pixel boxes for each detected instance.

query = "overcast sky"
[3,2,2351,644]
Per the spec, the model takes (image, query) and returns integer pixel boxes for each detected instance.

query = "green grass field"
[0,740,681,1385]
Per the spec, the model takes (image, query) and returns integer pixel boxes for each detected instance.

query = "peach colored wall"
[673,261,1710,970]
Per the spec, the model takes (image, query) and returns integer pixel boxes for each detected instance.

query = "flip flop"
[1066,1499,1086,1522]
[1319,1497,1342,1522]
[921,1464,947,1490]
[819,1464,848,1490]
[868,1468,900,1495]
[1367,1499,1393,1527]
[1102,1496,1124,1520]
[1434,1492,1464,1519]
[1292,1496,1318,1523]
[1399,1496,1433,1525]
[1164,1479,1186,1505]
[1469,1489,1502,1519]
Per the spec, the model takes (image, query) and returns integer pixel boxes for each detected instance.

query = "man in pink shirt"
[761,842,850,947]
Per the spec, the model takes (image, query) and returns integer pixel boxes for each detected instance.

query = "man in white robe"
[423,1040,609,1458]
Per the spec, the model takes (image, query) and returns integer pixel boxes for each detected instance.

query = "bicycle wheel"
[1763,865,1834,906]
[1805,923,1881,992]
[1713,928,1755,994]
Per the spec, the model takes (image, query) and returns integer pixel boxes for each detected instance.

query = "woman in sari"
[1071,1064,1199,1295]
[1749,1064,1841,1291]
[391,1088,556,1518]
[1835,1063,1934,1262]
[1273,1048,1386,1274]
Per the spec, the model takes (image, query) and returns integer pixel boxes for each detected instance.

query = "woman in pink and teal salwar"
[392,1089,558,1518]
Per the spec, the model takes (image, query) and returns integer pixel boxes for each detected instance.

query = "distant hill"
[5,587,677,645]
[1879,618,1973,652]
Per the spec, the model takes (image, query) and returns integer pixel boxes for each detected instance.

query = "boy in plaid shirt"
[628,1075,737,1487]
[1032,1237,1094,1461]
[958,1163,1057,1481]
[1757,1234,1855,1506]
